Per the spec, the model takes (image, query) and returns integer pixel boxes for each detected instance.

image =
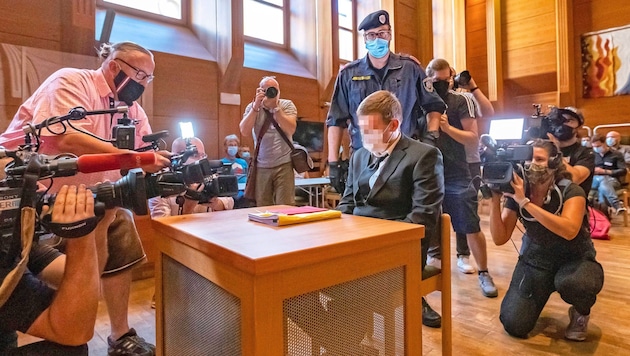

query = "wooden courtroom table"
[153,205,424,356]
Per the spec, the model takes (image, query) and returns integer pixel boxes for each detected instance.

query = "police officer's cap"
[358,10,390,31]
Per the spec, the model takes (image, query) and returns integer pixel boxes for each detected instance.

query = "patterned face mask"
[524,162,555,185]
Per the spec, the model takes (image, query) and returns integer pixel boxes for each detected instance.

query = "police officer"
[326,9,445,195]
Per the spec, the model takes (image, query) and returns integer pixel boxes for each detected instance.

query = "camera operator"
[0,41,170,355]
[149,137,234,217]
[488,139,603,341]
[0,185,115,355]
[544,107,594,196]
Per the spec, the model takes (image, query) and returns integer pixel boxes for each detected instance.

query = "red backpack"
[588,206,611,240]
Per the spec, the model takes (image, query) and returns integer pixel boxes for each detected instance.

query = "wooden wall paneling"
[555,0,575,107]
[151,52,219,156]
[502,0,555,24]
[392,0,418,56]
[316,0,335,99]
[466,1,486,33]
[514,91,558,115]
[0,0,62,50]
[290,0,318,78]
[190,0,218,60]
[501,13,557,51]
[217,0,243,93]
[486,0,503,110]
[414,0,435,65]
[464,0,490,108]
[504,44,557,79]
[60,0,96,56]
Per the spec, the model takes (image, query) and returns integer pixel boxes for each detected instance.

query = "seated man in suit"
[338,89,445,327]
[285,90,444,355]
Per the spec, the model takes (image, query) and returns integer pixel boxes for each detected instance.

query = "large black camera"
[479,135,533,198]
[528,105,584,141]
[453,70,471,89]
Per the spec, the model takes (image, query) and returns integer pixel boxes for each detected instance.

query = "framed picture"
[582,24,630,98]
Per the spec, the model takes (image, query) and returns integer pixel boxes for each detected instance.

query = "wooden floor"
[22,209,629,355]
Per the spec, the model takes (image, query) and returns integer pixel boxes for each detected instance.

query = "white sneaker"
[426,255,441,269]
[457,256,476,274]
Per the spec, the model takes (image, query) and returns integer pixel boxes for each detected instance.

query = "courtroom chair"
[324,187,341,209]
[368,213,452,355]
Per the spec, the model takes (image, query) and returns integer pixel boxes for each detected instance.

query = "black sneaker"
[108,328,155,356]
[422,297,442,328]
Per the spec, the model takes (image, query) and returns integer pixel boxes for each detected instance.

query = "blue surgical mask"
[227,146,238,157]
[606,137,617,147]
[241,151,251,158]
[365,38,389,59]
[593,146,604,154]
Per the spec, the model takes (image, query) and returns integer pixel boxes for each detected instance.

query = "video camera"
[0,107,239,237]
[527,104,584,141]
[478,134,533,198]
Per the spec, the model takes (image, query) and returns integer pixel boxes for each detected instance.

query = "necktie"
[357,153,388,203]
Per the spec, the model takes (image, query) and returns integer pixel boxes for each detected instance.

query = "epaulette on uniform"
[339,58,362,72]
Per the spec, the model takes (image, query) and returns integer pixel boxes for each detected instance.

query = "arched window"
[243,0,287,46]
[97,0,187,24]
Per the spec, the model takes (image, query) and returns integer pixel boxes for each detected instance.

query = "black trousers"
[499,245,604,338]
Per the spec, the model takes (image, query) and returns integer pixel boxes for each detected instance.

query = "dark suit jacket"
[337,135,445,245]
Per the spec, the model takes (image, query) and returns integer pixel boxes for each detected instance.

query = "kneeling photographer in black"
[488,139,603,341]
[0,185,115,355]
[541,107,594,195]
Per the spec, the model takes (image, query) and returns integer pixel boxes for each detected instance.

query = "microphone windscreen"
[77,152,156,173]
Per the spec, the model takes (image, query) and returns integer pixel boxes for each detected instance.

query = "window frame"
[243,0,290,50]
[96,0,189,26]
[337,0,357,64]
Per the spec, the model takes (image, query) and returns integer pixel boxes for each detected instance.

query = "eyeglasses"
[114,58,154,83]
[364,30,391,41]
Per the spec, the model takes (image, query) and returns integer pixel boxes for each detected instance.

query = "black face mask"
[114,70,145,106]
[433,80,450,98]
[552,124,576,141]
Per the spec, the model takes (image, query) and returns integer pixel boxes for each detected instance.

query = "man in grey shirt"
[240,76,298,206]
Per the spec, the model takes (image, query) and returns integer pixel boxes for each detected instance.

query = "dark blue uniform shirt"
[326,53,446,150]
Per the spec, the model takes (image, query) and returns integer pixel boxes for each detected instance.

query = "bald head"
[606,131,621,148]
[172,137,205,163]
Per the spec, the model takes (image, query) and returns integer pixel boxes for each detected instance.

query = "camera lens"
[455,70,471,86]
[265,87,278,98]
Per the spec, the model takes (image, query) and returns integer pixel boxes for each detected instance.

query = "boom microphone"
[5,152,156,177]
[77,152,156,173]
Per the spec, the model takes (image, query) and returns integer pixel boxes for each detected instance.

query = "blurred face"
[359,113,397,154]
